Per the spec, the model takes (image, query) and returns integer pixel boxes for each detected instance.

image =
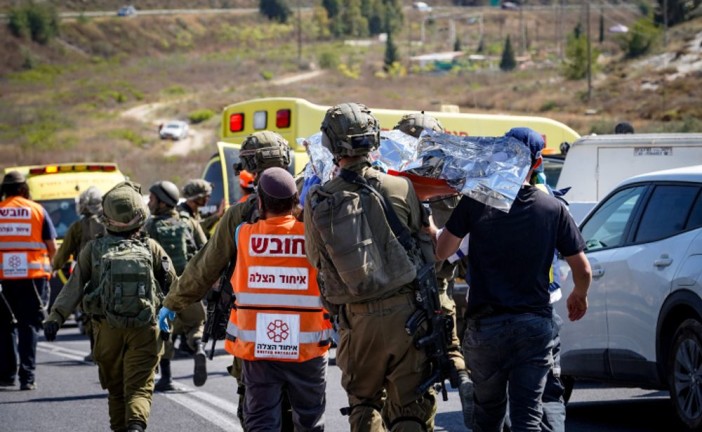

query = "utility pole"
[586,0,592,101]
[664,0,669,46]
[297,0,302,67]
[519,1,526,55]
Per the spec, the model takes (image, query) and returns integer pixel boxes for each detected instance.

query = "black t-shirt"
[445,185,585,318]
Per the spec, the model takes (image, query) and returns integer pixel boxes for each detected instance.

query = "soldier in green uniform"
[394,113,474,427]
[51,186,106,362]
[43,181,177,432]
[180,179,224,237]
[303,103,437,432]
[158,131,294,430]
[145,181,209,390]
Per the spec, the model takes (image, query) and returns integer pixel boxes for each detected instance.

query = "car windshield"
[38,198,78,240]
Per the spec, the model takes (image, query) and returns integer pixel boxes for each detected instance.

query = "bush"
[7,3,60,44]
[619,17,661,58]
[318,51,340,69]
[188,109,215,124]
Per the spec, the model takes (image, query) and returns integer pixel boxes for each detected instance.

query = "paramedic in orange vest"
[0,171,57,390]
[225,167,332,431]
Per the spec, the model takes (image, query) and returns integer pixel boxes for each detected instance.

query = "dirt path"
[119,69,325,157]
[120,101,207,157]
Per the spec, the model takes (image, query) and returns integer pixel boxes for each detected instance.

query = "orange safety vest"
[0,195,52,279]
[224,215,332,362]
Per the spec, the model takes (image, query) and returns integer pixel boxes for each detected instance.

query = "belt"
[345,292,416,314]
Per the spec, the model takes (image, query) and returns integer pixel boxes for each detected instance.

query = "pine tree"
[499,35,516,71]
[384,30,399,71]
[259,0,291,23]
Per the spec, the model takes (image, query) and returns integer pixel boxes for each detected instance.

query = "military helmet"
[239,131,291,174]
[76,186,103,216]
[149,181,179,207]
[394,112,445,138]
[182,179,212,200]
[321,102,380,158]
[101,181,148,232]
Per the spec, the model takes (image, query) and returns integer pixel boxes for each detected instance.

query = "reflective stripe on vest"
[226,321,334,344]
[224,215,331,362]
[236,292,323,309]
[0,196,51,279]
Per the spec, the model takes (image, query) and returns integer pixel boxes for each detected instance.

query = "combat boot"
[126,421,146,432]
[155,359,183,392]
[193,339,207,387]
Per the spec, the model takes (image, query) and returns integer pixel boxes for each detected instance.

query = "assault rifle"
[202,259,236,360]
[405,262,458,401]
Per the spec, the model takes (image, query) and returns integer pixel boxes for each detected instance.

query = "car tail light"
[276,109,291,129]
[253,111,267,130]
[230,113,244,132]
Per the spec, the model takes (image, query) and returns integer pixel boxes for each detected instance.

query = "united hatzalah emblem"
[266,319,290,342]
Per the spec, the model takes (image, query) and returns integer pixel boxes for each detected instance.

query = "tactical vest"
[224,215,332,362]
[0,195,52,279]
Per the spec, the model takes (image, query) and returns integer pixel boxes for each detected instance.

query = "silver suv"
[556,164,702,430]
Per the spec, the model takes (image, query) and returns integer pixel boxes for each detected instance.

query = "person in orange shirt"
[224,167,332,430]
[237,170,255,204]
[0,171,57,390]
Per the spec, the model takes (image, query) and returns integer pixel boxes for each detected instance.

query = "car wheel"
[669,319,702,430]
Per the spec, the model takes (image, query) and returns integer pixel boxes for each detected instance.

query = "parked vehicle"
[555,133,702,222]
[556,164,702,430]
[117,5,137,17]
[159,120,189,140]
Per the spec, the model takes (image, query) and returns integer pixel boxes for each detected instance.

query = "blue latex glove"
[158,307,176,333]
[299,175,321,207]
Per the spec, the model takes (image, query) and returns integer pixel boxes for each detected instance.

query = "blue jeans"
[541,311,565,432]
[464,313,554,432]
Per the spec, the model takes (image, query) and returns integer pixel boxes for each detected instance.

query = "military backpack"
[308,169,423,305]
[146,216,196,275]
[83,236,162,328]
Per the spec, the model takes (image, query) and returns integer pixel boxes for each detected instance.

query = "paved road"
[0,324,682,431]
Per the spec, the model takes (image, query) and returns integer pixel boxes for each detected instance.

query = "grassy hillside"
[1,5,700,188]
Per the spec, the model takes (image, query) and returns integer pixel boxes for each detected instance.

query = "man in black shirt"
[434,129,591,432]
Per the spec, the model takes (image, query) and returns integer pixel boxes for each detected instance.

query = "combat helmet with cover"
[101,181,149,233]
[394,112,444,139]
[321,102,380,161]
[238,131,291,174]
[182,179,212,200]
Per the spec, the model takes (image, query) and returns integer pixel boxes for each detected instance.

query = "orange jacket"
[224,215,332,362]
[0,196,51,279]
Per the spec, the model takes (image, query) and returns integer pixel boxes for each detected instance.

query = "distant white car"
[412,1,432,12]
[159,121,189,140]
[557,164,702,430]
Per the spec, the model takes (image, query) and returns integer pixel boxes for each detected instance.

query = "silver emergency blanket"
[301,130,531,212]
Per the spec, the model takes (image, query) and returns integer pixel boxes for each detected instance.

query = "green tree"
[655,0,702,27]
[322,0,341,19]
[336,0,368,37]
[620,16,661,58]
[454,36,463,52]
[384,30,399,70]
[8,2,59,44]
[259,0,291,23]
[561,29,587,79]
[499,35,516,71]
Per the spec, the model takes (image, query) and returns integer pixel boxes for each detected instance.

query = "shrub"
[539,100,558,112]
[318,50,340,69]
[619,17,661,58]
[109,129,148,148]
[189,109,215,124]
[260,70,273,80]
[7,3,60,44]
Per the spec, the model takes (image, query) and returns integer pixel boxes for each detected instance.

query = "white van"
[555,133,702,222]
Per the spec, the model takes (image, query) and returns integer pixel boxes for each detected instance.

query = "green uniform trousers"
[163,300,205,359]
[337,292,437,432]
[93,319,162,431]
[438,286,466,372]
